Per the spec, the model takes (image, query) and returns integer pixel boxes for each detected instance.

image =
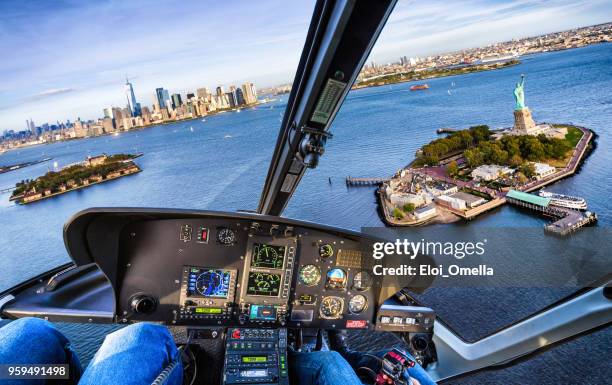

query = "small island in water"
[10,153,142,204]
[367,75,597,235]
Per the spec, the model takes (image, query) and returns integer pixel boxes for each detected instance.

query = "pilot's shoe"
[327,329,350,354]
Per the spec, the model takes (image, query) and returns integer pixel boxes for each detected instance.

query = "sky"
[0,0,610,132]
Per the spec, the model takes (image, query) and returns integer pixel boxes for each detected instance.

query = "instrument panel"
[114,216,380,330]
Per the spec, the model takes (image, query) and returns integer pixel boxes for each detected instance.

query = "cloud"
[33,88,75,98]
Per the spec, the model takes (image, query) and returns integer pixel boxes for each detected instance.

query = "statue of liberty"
[513,74,526,110]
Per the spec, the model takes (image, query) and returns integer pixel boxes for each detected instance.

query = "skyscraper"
[171,93,183,109]
[197,87,210,101]
[235,88,246,106]
[125,78,141,117]
[242,83,257,104]
[155,88,171,112]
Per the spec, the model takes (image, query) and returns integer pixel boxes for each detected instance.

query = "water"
[1,44,610,340]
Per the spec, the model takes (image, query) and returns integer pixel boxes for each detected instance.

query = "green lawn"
[564,126,583,147]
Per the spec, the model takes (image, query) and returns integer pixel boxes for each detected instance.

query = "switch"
[231,329,241,339]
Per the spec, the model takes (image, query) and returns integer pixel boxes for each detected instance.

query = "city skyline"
[1,0,611,131]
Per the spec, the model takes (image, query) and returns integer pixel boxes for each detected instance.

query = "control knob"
[130,294,157,314]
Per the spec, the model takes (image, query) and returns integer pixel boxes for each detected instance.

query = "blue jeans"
[0,318,182,385]
[290,349,436,385]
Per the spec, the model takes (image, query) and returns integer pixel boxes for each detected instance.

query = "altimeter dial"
[348,294,368,314]
[299,264,322,286]
[319,296,344,319]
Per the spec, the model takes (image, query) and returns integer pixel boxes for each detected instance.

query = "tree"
[518,162,536,178]
[402,203,416,212]
[464,148,484,168]
[509,154,523,167]
[516,172,528,184]
[392,208,404,220]
[446,160,459,177]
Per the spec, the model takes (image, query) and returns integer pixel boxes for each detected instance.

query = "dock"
[505,190,596,235]
[346,176,389,186]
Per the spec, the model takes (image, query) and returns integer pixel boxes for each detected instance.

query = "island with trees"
[10,153,142,204]
[379,123,594,226]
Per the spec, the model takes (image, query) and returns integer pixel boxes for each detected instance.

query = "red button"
[231,329,241,339]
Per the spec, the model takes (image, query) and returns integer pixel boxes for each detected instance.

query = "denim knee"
[0,317,83,384]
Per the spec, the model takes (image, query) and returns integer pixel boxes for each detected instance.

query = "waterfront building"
[226,91,237,108]
[103,107,113,119]
[387,191,428,207]
[414,204,437,220]
[155,88,171,112]
[532,162,556,179]
[141,107,152,125]
[436,195,467,210]
[197,87,210,101]
[471,164,514,181]
[171,93,183,109]
[73,119,86,138]
[235,88,246,106]
[125,78,141,117]
[216,86,224,97]
[448,192,487,208]
[102,117,114,133]
[161,108,170,121]
[186,93,195,100]
[242,82,257,104]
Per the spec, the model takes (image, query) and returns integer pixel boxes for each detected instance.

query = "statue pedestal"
[513,107,536,134]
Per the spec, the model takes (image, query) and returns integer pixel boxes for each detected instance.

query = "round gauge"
[320,296,344,319]
[326,268,347,290]
[325,268,346,290]
[353,271,373,291]
[348,294,368,314]
[319,244,334,259]
[299,264,322,286]
[216,227,236,245]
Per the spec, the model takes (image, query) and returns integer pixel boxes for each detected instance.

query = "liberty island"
[377,74,597,235]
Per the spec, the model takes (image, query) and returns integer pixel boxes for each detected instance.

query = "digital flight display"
[186,268,232,298]
[242,356,268,363]
[246,272,281,297]
[251,243,285,269]
[194,307,222,314]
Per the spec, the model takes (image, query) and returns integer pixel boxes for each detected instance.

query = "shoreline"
[0,100,270,156]
[11,165,142,205]
[353,60,520,91]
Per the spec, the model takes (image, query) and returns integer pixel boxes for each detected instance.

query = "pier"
[346,176,389,186]
[505,190,596,235]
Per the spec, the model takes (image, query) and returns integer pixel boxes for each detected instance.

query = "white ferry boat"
[538,190,587,210]
[479,52,519,64]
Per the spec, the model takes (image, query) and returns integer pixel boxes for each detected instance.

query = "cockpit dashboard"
[96,210,380,330]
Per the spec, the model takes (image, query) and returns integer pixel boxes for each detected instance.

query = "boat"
[479,52,519,64]
[538,190,587,210]
[410,84,429,91]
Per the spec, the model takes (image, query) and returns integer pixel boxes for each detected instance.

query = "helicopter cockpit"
[0,1,610,385]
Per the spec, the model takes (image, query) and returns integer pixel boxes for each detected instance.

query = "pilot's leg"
[289,350,362,385]
[79,322,182,385]
[0,317,83,385]
[328,332,436,385]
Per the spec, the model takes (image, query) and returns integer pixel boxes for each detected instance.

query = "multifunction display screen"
[246,272,281,297]
[251,243,286,269]
[186,267,232,298]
